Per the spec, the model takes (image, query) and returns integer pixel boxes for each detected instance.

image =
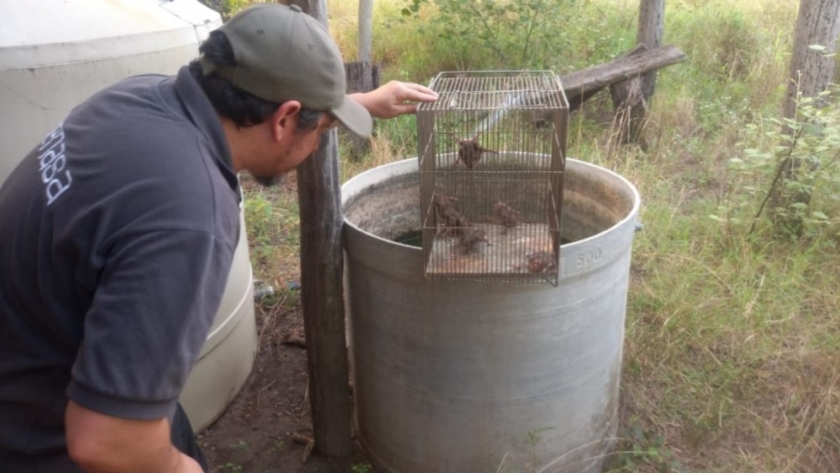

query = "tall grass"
[241,0,840,471]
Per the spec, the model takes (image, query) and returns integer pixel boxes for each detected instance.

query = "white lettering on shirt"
[37,123,72,205]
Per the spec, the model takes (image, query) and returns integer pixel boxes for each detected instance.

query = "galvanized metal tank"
[342,157,640,473]
[0,0,256,433]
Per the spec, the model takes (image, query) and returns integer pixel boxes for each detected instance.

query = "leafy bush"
[197,0,254,19]
[398,0,580,71]
[726,87,840,238]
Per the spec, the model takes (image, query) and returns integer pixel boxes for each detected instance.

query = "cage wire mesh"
[417,70,569,285]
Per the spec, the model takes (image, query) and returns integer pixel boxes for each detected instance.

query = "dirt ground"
[195,173,366,472]
[198,303,365,473]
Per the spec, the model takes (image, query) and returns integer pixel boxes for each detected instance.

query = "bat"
[457,134,497,170]
[493,201,522,234]
[432,192,469,236]
[527,251,556,273]
[458,227,490,254]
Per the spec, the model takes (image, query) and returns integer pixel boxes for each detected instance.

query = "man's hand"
[351,80,438,119]
[66,401,203,473]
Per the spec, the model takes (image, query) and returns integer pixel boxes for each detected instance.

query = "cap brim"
[331,95,373,138]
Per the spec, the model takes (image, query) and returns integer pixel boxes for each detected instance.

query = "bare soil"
[198,303,363,473]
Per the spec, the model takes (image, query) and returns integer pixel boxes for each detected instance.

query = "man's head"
[190,3,371,185]
[204,3,371,137]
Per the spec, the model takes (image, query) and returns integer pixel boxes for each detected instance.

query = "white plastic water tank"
[0,0,257,433]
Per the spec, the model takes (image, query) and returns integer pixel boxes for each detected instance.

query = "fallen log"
[559,44,687,112]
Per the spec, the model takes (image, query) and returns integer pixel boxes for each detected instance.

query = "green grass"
[234,0,840,471]
[242,180,302,285]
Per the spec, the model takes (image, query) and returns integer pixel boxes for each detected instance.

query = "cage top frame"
[419,70,570,113]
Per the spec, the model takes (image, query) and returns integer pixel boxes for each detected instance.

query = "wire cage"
[417,70,569,285]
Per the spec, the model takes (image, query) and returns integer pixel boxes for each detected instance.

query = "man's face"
[250,113,338,187]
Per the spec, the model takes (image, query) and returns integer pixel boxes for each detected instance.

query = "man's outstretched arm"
[351,80,438,118]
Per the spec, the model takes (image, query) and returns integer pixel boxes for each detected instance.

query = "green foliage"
[271,437,286,453]
[243,185,302,285]
[394,0,590,72]
[658,1,791,133]
[678,8,759,81]
[218,462,243,473]
[727,87,840,238]
[197,0,254,19]
[370,0,637,81]
[260,285,301,314]
[609,418,682,472]
[244,193,277,266]
[351,463,373,473]
[525,427,552,471]
[228,439,249,451]
[371,113,418,159]
[404,0,574,69]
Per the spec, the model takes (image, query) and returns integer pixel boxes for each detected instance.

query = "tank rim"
[341,157,641,249]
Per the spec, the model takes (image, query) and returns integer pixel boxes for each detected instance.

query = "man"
[0,3,436,472]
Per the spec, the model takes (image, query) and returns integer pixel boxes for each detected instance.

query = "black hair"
[189,30,323,131]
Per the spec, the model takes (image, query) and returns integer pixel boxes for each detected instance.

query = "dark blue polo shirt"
[0,66,241,471]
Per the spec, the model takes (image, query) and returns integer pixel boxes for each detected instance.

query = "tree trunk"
[287,0,353,459]
[343,61,380,160]
[784,0,840,120]
[358,0,373,63]
[636,0,665,98]
[609,44,650,149]
[608,0,664,146]
[773,0,840,235]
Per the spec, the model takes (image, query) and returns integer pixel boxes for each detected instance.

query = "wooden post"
[342,0,377,160]
[636,0,665,98]
[288,0,353,459]
[609,0,664,146]
[346,62,380,92]
[783,0,840,121]
[609,44,650,148]
[358,0,373,63]
[343,61,380,160]
[770,0,840,235]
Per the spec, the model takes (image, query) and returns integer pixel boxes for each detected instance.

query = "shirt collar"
[173,66,242,203]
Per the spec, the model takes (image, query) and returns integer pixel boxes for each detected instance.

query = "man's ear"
[272,101,302,141]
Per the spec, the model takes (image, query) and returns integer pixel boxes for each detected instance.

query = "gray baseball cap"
[201,3,372,137]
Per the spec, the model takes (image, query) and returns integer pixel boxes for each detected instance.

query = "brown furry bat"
[457,135,497,170]
[527,251,557,273]
[458,227,491,254]
[493,201,522,234]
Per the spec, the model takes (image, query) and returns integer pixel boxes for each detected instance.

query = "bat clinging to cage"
[493,201,522,234]
[526,251,557,274]
[457,134,497,170]
[458,227,490,254]
[433,193,469,236]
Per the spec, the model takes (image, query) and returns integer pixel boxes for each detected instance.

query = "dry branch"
[282,329,307,349]
[291,432,315,463]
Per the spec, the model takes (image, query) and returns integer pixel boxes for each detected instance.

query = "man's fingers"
[400,82,438,102]
[378,103,418,118]
[393,103,419,116]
